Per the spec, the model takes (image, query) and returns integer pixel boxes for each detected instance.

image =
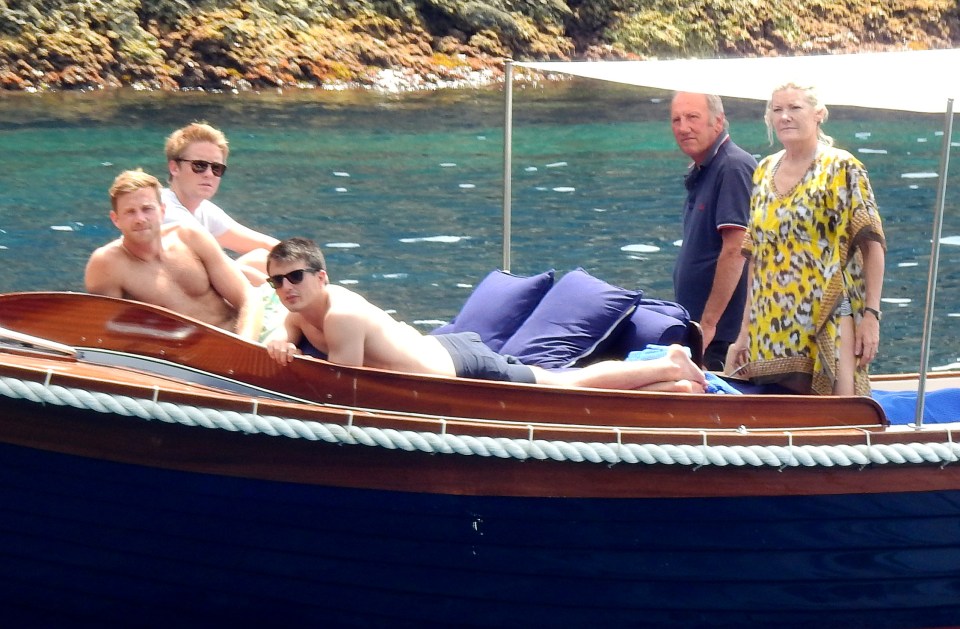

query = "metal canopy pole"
[502,60,514,273]
[915,98,955,427]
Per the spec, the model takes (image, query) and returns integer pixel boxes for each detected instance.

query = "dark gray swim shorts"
[434,332,536,384]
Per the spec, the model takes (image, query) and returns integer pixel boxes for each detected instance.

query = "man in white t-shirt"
[163,122,279,285]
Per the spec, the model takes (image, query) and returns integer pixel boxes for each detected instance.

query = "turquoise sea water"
[1,81,958,374]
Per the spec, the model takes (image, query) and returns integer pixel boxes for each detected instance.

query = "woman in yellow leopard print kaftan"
[726,83,885,395]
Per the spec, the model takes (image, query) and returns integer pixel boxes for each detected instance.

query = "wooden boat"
[6,47,960,627]
[3,290,960,627]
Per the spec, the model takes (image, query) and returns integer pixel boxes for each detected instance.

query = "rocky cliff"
[1,0,957,91]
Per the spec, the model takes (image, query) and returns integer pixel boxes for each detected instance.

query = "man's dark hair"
[267,237,327,273]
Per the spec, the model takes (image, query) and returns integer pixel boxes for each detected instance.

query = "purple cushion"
[499,268,642,368]
[636,298,690,324]
[437,269,555,353]
[602,304,689,359]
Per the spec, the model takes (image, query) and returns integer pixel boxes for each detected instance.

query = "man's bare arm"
[323,310,367,367]
[184,225,259,340]
[265,312,306,365]
[217,224,279,256]
[699,227,746,348]
[84,247,124,298]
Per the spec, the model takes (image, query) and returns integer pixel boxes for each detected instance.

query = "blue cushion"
[637,298,691,324]
[499,268,642,368]
[438,269,555,353]
[602,303,690,359]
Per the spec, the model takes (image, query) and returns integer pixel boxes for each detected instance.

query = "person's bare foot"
[665,344,706,387]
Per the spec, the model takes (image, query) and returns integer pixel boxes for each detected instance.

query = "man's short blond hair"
[164,122,229,161]
[108,169,162,212]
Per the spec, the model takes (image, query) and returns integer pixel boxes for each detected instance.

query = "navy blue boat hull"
[3,434,960,628]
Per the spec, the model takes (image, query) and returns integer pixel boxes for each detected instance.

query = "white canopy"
[516,48,960,113]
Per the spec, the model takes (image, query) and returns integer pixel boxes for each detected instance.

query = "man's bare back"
[292,284,456,376]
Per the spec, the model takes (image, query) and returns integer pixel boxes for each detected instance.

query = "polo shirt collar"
[684,132,730,190]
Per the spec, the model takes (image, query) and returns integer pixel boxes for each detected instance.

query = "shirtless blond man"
[85,169,261,340]
[264,238,707,393]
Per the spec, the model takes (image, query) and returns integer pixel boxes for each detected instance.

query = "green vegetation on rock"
[0,0,957,91]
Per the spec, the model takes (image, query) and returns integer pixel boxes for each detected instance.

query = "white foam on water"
[855,132,871,139]
[621,243,661,253]
[333,171,350,177]
[593,208,607,212]
[897,261,919,267]
[339,279,359,285]
[380,274,407,280]
[50,225,74,231]
[458,183,475,189]
[882,297,911,304]
[101,161,113,167]
[858,148,888,154]
[524,166,538,172]
[917,137,928,143]
[456,283,473,289]
[949,313,960,318]
[901,172,938,179]
[476,135,487,141]
[0,246,7,250]
[650,98,663,103]
[545,161,568,168]
[439,163,457,168]
[335,187,348,192]
[909,184,920,189]
[399,236,466,244]
[535,186,548,191]
[552,186,575,192]
[325,242,360,248]
[673,239,683,247]
[935,131,944,136]
[414,319,448,327]
[941,235,960,246]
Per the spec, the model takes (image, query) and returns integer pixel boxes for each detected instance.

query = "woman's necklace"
[771,149,817,199]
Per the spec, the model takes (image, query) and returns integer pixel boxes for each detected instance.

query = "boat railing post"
[915,98,955,427]
[503,59,514,273]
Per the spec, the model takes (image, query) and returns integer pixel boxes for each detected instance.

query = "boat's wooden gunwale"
[0,291,889,430]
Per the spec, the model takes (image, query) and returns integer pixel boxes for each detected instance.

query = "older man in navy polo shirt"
[670,92,757,371]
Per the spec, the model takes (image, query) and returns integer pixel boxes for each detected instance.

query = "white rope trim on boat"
[3,374,959,468]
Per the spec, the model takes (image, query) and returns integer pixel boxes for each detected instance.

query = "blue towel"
[626,345,742,395]
[871,388,960,425]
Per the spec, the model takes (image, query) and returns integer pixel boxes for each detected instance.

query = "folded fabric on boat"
[871,388,960,425]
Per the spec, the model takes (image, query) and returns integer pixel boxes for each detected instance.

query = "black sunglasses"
[176,158,227,177]
[266,268,319,289]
